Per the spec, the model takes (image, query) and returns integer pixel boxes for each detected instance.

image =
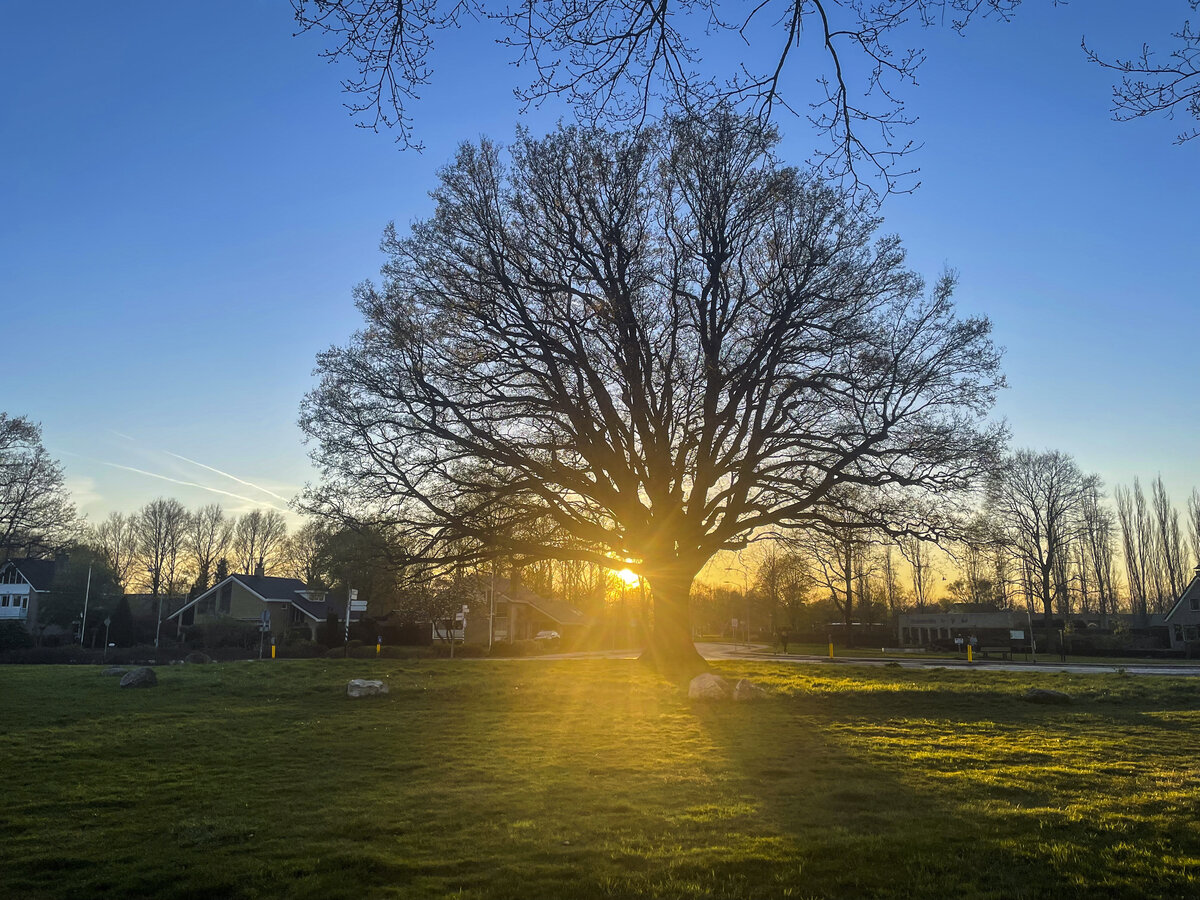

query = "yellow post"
[967,644,973,663]
[828,640,834,659]
[271,637,276,660]
[376,640,381,656]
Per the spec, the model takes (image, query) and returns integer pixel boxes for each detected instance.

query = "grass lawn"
[2,660,1198,899]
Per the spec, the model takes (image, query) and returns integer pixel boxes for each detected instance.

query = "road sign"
[349,589,359,601]
[349,600,368,612]
[260,610,271,631]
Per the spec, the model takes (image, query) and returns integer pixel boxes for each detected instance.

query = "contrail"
[100,462,290,512]
[107,429,135,441]
[163,450,291,503]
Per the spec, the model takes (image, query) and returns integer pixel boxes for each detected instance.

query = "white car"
[533,630,561,642]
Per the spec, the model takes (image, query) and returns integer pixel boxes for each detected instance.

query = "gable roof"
[2,558,58,591]
[166,572,345,622]
[232,574,310,601]
[484,577,589,626]
[1164,570,1200,621]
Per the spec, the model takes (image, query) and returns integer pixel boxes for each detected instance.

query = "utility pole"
[79,565,92,646]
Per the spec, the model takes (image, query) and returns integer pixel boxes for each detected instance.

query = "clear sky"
[2,2,1196,526]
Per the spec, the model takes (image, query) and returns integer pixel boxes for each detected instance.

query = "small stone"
[346,678,389,698]
[101,666,128,676]
[688,673,732,700]
[184,651,212,664]
[120,667,158,688]
[1022,688,1071,705]
[733,678,768,701]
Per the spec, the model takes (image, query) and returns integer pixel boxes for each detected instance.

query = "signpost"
[345,588,366,645]
[259,609,271,659]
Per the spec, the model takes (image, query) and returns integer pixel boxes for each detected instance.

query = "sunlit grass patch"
[1,659,1198,898]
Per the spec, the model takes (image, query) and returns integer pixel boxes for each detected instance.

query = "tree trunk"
[642,566,707,676]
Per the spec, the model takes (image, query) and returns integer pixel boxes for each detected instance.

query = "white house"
[0,557,58,634]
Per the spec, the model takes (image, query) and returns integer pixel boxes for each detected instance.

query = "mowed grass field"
[2,660,1198,899]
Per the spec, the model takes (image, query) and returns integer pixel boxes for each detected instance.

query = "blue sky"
[2,1,1196,524]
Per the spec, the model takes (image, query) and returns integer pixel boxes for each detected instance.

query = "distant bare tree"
[283,520,332,586]
[186,504,233,592]
[1115,480,1152,619]
[1085,2,1200,145]
[988,450,1091,648]
[898,534,937,612]
[90,512,140,593]
[233,510,289,575]
[1188,488,1200,570]
[0,414,76,559]
[1079,478,1118,623]
[1150,475,1188,603]
[300,113,1005,671]
[136,498,188,647]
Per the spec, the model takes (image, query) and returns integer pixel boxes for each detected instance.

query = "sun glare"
[617,568,640,586]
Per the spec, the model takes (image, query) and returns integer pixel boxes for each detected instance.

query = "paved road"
[541,642,1200,677]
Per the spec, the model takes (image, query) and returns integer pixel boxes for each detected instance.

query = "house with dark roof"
[0,557,59,635]
[166,573,341,642]
[1164,567,1200,651]
[473,577,590,645]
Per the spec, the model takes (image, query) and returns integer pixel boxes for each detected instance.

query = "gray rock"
[184,651,212,664]
[1022,688,1071,705]
[120,667,158,688]
[733,678,768,701]
[101,666,128,676]
[687,673,732,700]
[346,678,389,698]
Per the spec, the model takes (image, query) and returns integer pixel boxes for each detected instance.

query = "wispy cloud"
[99,462,290,512]
[162,450,292,503]
[107,429,136,441]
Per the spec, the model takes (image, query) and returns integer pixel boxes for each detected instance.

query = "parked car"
[533,630,561,643]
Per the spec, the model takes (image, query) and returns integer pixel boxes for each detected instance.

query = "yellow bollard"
[828,640,834,659]
[376,640,381,656]
[271,637,276,660]
[967,644,973,663]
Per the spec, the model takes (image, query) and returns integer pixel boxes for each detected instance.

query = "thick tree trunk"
[641,566,707,676]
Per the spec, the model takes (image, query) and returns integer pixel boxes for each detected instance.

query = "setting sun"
[616,568,640,586]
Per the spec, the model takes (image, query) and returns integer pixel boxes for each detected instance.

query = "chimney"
[254,561,265,578]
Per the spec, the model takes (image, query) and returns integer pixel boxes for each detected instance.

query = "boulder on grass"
[101,667,128,677]
[120,667,157,688]
[1022,688,1071,705]
[184,651,212,664]
[733,678,768,701]
[346,678,389,699]
[688,673,732,701]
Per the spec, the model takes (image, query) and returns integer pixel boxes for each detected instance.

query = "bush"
[187,621,262,650]
[0,622,34,652]
[378,645,436,660]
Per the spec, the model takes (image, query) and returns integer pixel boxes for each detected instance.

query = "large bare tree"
[0,414,76,559]
[301,112,1005,670]
[136,498,189,647]
[293,0,1041,194]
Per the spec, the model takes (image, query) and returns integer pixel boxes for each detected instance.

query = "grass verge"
[1,660,1197,898]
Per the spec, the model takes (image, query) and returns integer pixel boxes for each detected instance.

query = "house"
[473,577,590,645]
[1164,567,1200,651]
[167,573,342,642]
[897,606,1024,648]
[0,557,59,637]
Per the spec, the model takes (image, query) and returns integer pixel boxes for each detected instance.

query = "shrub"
[489,639,540,657]
[280,639,321,659]
[0,622,34,652]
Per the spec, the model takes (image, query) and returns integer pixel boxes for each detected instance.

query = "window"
[1191,597,1199,612]
[1176,624,1185,641]
[20,597,26,609]
[1,596,8,607]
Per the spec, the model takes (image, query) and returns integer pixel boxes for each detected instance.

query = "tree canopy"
[301,111,1004,669]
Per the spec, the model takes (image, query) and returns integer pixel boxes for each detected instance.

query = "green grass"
[1,660,1198,899]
